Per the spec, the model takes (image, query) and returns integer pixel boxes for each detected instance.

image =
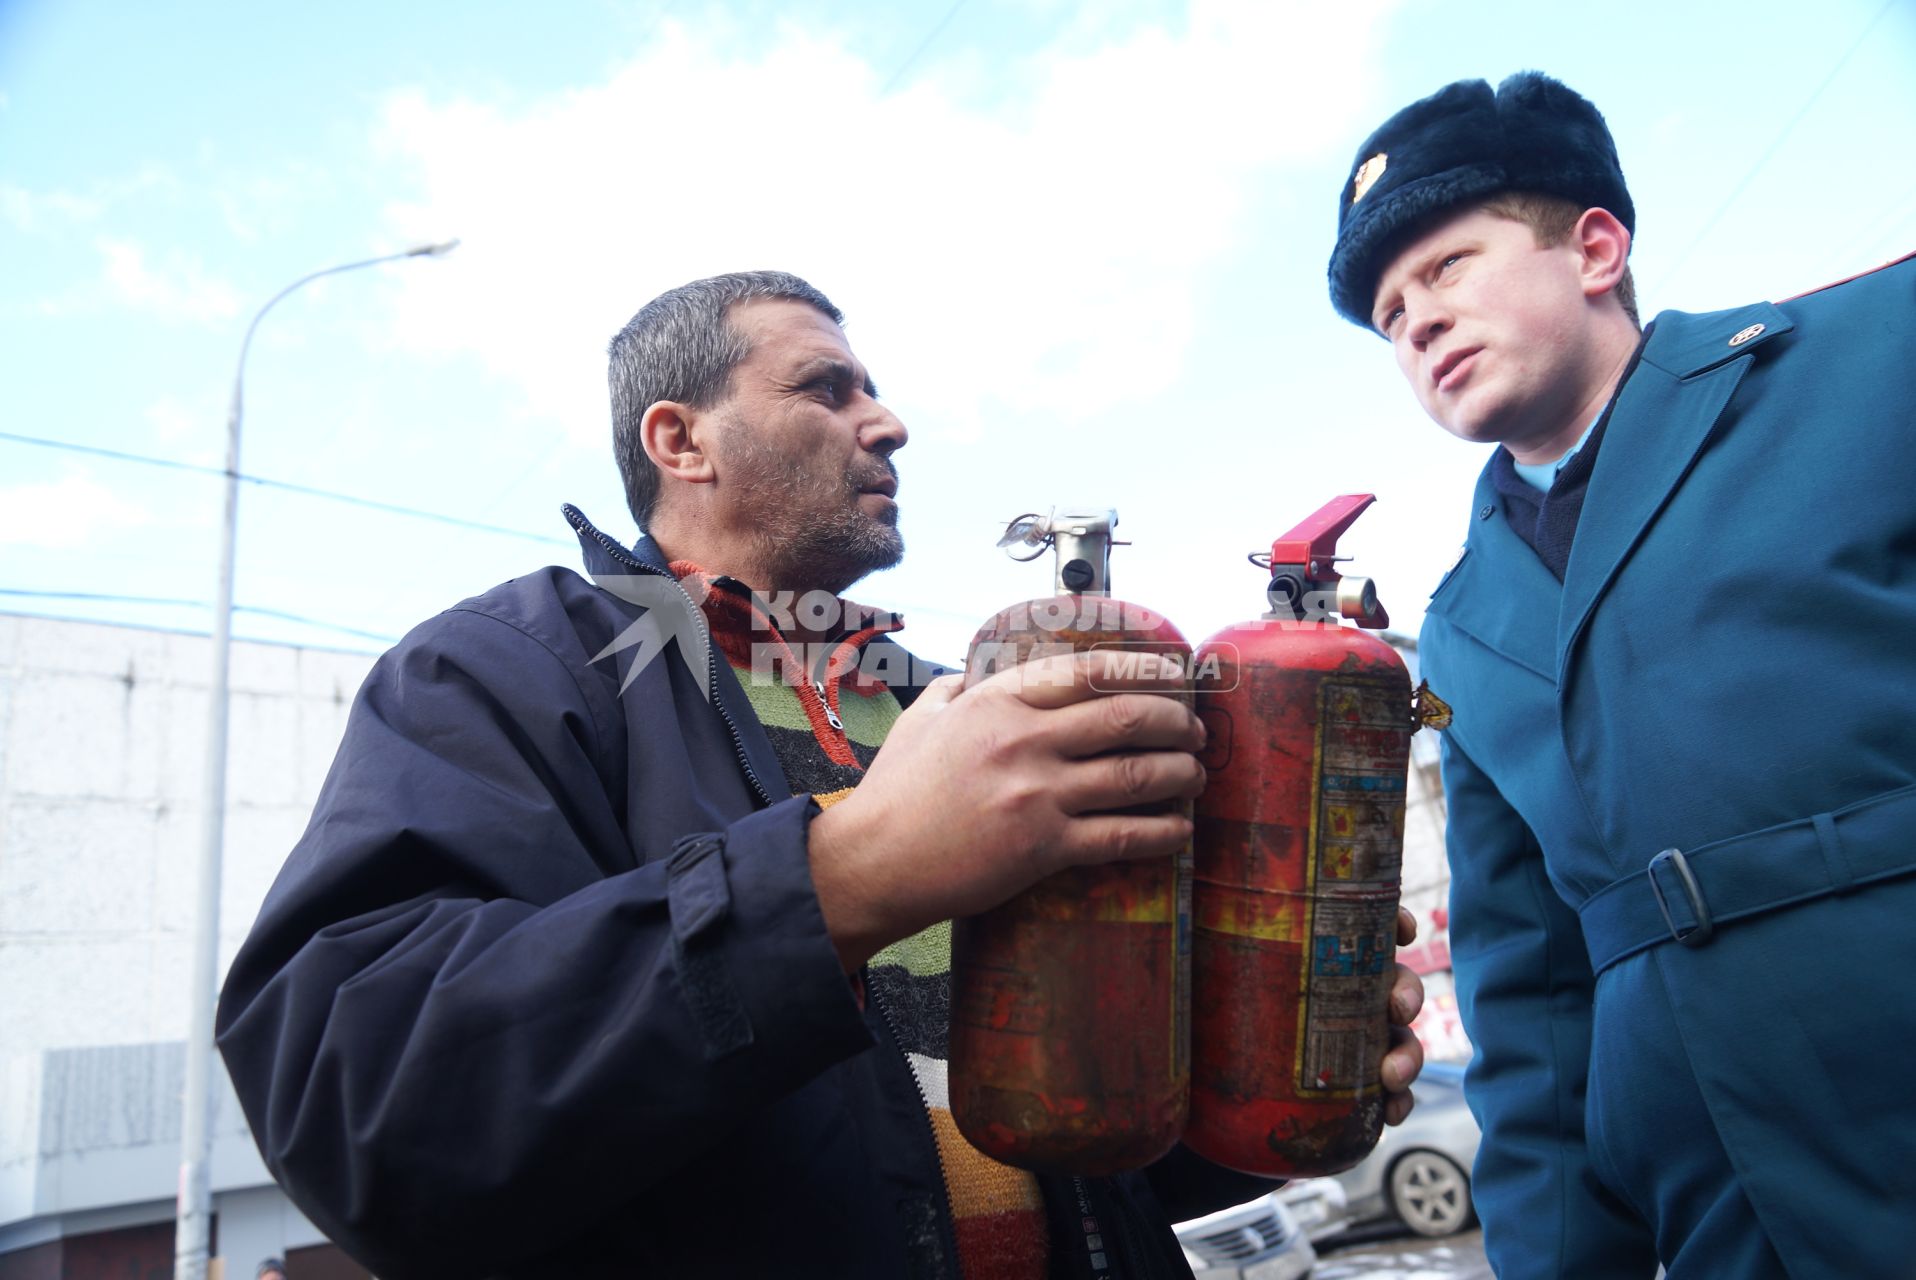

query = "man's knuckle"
[1113,753,1154,799]
[1103,695,1146,738]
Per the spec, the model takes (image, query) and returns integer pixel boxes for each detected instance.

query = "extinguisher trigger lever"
[1261,495,1393,629]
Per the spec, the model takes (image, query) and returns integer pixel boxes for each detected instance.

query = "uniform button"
[1478,504,1495,520]
[1729,323,1765,346]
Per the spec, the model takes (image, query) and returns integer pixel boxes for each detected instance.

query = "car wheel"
[1385,1149,1474,1238]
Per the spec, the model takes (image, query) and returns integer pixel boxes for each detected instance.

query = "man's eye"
[810,379,842,402]
[1438,253,1464,273]
[1380,306,1404,335]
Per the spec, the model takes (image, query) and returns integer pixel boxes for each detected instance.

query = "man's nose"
[1406,290,1449,348]
[861,401,908,455]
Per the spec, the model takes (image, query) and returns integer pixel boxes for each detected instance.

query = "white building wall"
[0,612,374,1259]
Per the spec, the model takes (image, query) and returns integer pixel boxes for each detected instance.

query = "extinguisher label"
[1299,679,1409,1095]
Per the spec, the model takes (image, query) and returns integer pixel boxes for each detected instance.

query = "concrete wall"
[0,612,375,1262]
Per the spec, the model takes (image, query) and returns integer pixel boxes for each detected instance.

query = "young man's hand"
[1384,905,1427,1124]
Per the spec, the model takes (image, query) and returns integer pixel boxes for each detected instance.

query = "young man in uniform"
[1328,72,1916,1277]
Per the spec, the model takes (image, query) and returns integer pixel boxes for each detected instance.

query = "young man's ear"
[1574,208,1632,302]
[641,401,717,487]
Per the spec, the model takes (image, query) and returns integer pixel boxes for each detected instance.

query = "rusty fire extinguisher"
[1182,494,1413,1177]
[949,508,1194,1175]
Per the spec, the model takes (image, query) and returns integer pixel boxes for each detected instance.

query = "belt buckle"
[1647,847,1715,947]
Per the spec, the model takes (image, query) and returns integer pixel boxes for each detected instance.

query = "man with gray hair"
[218,270,1427,1278]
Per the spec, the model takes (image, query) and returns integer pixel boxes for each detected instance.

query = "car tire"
[1385,1149,1474,1238]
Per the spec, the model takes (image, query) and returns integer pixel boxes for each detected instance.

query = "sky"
[3,0,1913,665]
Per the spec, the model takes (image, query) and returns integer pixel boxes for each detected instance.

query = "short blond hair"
[1479,192,1639,327]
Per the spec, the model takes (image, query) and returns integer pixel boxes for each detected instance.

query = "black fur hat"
[1327,71,1634,329]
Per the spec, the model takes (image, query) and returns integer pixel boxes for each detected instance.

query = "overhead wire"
[1648,0,1896,297]
[0,588,401,645]
[0,430,574,547]
[878,0,967,96]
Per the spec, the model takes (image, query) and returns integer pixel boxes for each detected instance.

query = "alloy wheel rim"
[1391,1152,1466,1235]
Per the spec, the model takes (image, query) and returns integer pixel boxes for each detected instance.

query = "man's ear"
[641,400,717,486]
[1574,208,1631,301]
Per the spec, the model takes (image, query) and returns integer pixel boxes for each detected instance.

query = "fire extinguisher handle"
[1268,494,1376,570]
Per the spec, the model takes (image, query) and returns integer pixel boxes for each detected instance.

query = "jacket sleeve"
[214,607,875,1278]
[1441,734,1656,1277]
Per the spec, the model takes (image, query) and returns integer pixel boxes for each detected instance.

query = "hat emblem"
[1351,152,1388,204]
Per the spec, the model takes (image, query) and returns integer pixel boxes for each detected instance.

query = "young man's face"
[1370,206,1609,451]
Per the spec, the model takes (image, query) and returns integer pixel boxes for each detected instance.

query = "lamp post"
[176,239,458,1280]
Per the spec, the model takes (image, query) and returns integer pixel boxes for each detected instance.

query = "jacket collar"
[563,503,673,577]
[561,503,794,804]
[1425,462,1563,681]
[1426,300,1796,687]
[1555,303,1791,678]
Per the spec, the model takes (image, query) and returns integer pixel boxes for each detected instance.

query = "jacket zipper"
[868,978,960,1280]
[567,511,773,807]
[1095,1174,1154,1277]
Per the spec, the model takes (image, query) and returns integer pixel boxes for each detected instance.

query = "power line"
[879,0,967,96]
[1650,0,1896,296]
[0,430,574,547]
[0,587,401,644]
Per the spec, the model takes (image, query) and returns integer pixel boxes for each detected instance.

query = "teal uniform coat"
[1419,251,1916,1277]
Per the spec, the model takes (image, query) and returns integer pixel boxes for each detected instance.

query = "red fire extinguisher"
[1182,494,1412,1177]
[950,509,1194,1175]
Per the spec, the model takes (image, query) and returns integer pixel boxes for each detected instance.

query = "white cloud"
[0,472,151,550]
[0,184,107,232]
[213,160,339,244]
[372,1,1398,446]
[95,237,242,324]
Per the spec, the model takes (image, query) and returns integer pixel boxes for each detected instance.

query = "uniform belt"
[1577,781,1916,975]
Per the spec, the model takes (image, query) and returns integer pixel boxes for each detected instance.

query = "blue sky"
[4,0,1913,663]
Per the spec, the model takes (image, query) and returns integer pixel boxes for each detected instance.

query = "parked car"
[1175,1190,1317,1279]
[1279,1059,1481,1240]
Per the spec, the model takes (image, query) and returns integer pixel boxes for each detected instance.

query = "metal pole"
[175,240,457,1280]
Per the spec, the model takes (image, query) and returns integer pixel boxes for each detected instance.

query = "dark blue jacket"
[1421,253,1916,1277]
[217,507,1262,1279]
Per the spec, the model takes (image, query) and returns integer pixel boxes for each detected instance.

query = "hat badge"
[1351,152,1388,204]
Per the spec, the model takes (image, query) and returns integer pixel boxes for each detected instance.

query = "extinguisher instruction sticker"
[1299,679,1409,1095]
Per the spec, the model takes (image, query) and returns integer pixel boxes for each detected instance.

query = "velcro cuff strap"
[667,833,732,942]
[665,833,753,1059]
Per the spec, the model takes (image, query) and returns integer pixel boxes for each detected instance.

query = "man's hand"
[1383,905,1427,1125]
[809,648,1205,971]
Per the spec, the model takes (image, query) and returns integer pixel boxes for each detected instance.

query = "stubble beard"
[725,435,904,597]
[771,489,904,597]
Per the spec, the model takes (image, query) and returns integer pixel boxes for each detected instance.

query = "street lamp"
[176,239,459,1280]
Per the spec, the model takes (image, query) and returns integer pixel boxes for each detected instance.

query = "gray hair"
[608,270,844,530]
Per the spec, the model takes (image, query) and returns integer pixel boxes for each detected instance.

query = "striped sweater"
[680,565,1048,1279]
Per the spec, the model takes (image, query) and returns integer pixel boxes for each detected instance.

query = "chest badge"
[1412,680,1452,731]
